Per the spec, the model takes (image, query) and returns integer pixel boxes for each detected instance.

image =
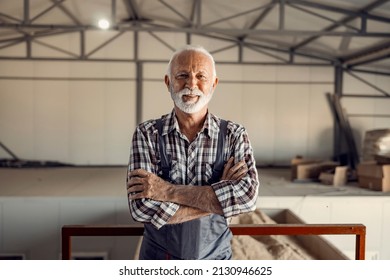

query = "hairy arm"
[127,158,247,217]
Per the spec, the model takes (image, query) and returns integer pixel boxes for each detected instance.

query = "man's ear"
[212,77,219,90]
[164,75,170,90]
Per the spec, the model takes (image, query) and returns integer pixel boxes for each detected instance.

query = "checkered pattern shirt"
[127,110,259,229]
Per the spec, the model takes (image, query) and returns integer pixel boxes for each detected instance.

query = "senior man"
[127,45,259,260]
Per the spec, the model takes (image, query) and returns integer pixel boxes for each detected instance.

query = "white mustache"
[178,88,203,97]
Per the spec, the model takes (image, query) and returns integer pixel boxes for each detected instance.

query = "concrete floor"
[258,167,390,197]
[0,166,388,197]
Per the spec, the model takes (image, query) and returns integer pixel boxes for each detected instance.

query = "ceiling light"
[98,19,110,30]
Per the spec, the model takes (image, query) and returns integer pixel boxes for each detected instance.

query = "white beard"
[170,87,213,114]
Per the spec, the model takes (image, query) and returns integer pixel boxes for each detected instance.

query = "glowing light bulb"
[98,19,110,30]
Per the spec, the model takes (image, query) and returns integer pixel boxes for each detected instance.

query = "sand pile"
[230,209,316,260]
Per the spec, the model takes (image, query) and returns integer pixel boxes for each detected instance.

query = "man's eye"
[176,74,188,79]
[198,75,207,81]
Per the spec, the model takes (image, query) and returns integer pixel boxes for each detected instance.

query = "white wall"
[0,196,140,260]
[0,61,136,165]
[342,72,390,161]
[0,31,389,166]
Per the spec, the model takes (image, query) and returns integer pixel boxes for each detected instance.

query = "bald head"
[166,45,217,80]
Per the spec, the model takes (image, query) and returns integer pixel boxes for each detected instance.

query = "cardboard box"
[296,161,339,180]
[357,162,390,192]
[290,156,321,181]
[319,166,348,186]
[357,161,387,178]
[358,176,390,192]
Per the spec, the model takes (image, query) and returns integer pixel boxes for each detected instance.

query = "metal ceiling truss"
[0,0,388,68]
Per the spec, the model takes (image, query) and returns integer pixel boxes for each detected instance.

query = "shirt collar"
[162,109,220,140]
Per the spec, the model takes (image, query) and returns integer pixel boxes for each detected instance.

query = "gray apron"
[138,119,232,260]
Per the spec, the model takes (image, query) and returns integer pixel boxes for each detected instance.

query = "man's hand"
[127,169,173,201]
[221,157,248,181]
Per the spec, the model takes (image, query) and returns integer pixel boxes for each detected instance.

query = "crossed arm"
[127,122,259,229]
[127,157,248,224]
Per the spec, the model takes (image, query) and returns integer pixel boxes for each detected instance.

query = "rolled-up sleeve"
[127,124,179,229]
[211,125,259,217]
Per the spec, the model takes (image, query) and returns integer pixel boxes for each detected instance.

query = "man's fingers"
[127,177,145,188]
[230,165,248,180]
[223,159,248,180]
[127,185,144,194]
[128,169,149,178]
[222,157,234,180]
[128,191,145,200]
[229,160,245,173]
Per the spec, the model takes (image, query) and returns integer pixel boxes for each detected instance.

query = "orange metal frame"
[62,223,366,260]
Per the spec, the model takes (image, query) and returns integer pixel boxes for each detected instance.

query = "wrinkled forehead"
[171,50,214,74]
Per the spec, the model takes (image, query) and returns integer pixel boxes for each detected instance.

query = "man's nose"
[186,74,197,89]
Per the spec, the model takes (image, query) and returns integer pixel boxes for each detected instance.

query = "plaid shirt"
[127,110,259,229]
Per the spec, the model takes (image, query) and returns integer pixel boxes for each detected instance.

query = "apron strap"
[209,119,227,184]
[156,118,170,181]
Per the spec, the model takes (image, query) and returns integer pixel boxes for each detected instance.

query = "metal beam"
[2,22,390,37]
[348,52,390,68]
[111,0,117,24]
[0,12,22,23]
[0,0,387,66]
[51,0,82,26]
[209,44,237,56]
[290,0,390,50]
[0,29,78,44]
[246,44,289,63]
[342,42,390,67]
[288,3,360,32]
[345,70,390,97]
[159,0,192,26]
[147,31,176,52]
[287,0,390,23]
[190,0,201,28]
[24,0,30,24]
[342,94,390,99]
[0,55,331,65]
[80,30,85,59]
[0,27,335,64]
[238,39,243,63]
[134,30,138,60]
[347,67,390,77]
[26,35,31,58]
[122,0,141,20]
[333,65,343,161]
[30,0,66,23]
[136,62,143,125]
[85,31,126,58]
[33,39,79,58]
[247,1,275,30]
[203,2,274,28]
[334,65,343,97]
[201,31,335,62]
[279,0,285,30]
[0,38,25,50]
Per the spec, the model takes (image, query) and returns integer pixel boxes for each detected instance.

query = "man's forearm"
[167,185,224,215]
[127,169,232,217]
